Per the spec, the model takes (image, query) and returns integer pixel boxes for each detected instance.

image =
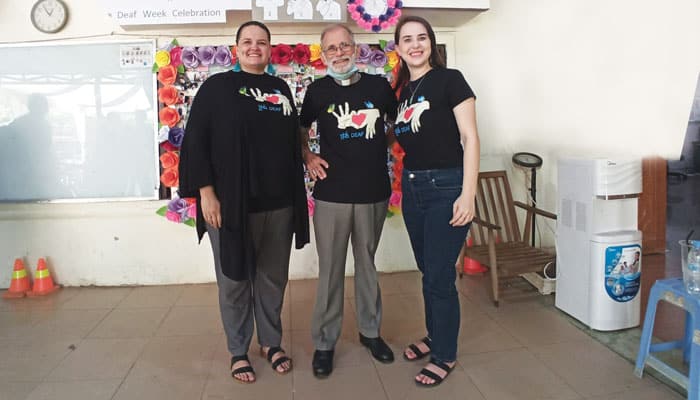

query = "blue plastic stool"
[635,278,700,399]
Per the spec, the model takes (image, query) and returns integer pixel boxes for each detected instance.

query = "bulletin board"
[0,40,159,202]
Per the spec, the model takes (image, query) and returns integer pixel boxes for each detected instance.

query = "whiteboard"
[0,40,159,202]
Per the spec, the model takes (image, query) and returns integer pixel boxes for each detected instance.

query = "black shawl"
[178,71,309,281]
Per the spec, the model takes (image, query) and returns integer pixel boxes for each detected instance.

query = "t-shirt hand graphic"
[244,87,293,116]
[396,99,431,133]
[331,102,381,139]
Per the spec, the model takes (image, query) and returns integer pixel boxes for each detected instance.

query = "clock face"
[512,152,543,168]
[31,0,68,34]
[363,0,388,16]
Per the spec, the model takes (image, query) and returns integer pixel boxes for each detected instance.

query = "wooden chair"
[462,170,557,306]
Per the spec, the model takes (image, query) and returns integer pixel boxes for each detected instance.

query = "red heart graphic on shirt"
[403,108,414,120]
[351,113,367,126]
[266,95,279,103]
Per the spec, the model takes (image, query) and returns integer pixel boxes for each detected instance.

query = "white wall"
[454,0,700,218]
[1,0,698,287]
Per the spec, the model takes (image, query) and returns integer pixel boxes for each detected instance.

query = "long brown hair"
[393,16,445,93]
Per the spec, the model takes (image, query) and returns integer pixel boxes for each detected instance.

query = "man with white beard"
[299,24,398,379]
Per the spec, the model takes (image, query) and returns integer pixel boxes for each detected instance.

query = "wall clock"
[31,0,69,34]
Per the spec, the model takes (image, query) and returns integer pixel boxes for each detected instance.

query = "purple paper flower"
[167,197,189,222]
[182,47,200,68]
[168,127,185,148]
[198,46,216,66]
[369,49,387,68]
[357,44,372,64]
[384,40,396,52]
[214,46,232,66]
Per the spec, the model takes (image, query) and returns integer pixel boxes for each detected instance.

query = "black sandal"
[403,337,432,361]
[230,355,255,384]
[415,358,455,388]
[261,346,292,375]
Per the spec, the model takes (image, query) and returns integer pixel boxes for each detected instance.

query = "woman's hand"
[199,186,222,228]
[304,151,329,181]
[450,193,475,227]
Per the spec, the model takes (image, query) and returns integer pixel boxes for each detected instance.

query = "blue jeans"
[401,167,470,363]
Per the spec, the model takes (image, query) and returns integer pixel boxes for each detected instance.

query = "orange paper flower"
[157,65,177,85]
[160,151,179,169]
[159,107,180,127]
[158,86,179,106]
[160,167,179,187]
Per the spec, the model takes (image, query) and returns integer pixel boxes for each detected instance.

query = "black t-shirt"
[235,71,298,212]
[394,68,475,170]
[300,73,398,203]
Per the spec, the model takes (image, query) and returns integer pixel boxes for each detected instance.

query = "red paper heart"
[404,108,414,120]
[351,113,367,126]
[266,95,279,103]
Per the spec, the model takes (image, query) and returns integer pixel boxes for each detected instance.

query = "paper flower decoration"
[169,47,183,67]
[155,50,171,67]
[159,107,180,128]
[309,44,322,62]
[181,47,200,68]
[157,65,177,85]
[157,196,196,227]
[214,46,232,66]
[158,85,179,106]
[160,167,179,187]
[347,0,402,32]
[153,38,405,222]
[271,44,293,65]
[293,44,311,65]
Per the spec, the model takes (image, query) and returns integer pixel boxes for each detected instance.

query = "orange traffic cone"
[463,237,487,275]
[3,259,31,299]
[26,258,59,297]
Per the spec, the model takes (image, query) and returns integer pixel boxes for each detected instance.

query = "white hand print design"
[331,102,381,139]
[245,87,293,116]
[396,99,431,133]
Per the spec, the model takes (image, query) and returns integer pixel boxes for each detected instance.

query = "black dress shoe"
[359,334,395,363]
[312,349,334,378]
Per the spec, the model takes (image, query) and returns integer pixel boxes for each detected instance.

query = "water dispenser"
[555,158,643,331]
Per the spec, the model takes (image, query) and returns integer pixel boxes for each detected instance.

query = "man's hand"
[303,150,329,180]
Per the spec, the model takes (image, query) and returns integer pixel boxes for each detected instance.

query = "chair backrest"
[471,170,522,245]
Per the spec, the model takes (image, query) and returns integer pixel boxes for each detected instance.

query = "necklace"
[408,71,429,104]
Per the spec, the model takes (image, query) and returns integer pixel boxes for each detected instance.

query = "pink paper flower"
[187,204,196,218]
[389,191,402,207]
[170,47,183,67]
[307,197,315,217]
[166,210,181,222]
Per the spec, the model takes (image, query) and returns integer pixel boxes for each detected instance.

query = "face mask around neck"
[326,65,359,85]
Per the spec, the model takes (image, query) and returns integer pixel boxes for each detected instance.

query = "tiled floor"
[0,270,682,400]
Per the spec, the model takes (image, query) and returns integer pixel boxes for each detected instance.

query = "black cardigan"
[178,71,310,281]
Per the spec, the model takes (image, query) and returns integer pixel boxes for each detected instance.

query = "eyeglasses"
[323,42,354,56]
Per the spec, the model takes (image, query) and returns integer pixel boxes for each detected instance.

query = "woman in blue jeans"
[392,15,480,387]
